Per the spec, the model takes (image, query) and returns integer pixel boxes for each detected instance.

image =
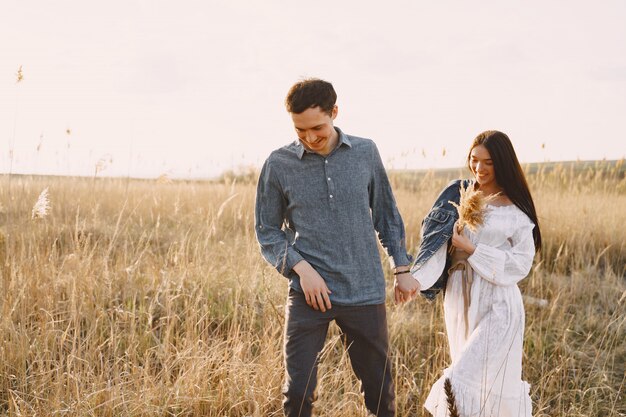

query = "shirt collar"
[294,127,352,159]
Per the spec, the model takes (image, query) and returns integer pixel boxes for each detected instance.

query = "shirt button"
[325,160,328,164]
[329,195,333,198]
[327,177,331,181]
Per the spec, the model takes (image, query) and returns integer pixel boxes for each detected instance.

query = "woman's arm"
[411,244,447,291]
[466,219,536,286]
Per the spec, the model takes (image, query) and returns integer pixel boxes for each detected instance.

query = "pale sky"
[2,0,625,179]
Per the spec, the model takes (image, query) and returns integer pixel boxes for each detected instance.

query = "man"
[255,78,419,417]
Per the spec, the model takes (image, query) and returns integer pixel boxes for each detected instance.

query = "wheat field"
[1,161,624,416]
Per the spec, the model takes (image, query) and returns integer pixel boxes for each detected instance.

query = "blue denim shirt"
[255,128,411,306]
[411,179,471,300]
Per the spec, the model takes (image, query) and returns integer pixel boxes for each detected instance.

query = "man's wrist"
[292,260,309,274]
[393,266,411,275]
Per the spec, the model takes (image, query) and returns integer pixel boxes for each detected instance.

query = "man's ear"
[331,105,338,120]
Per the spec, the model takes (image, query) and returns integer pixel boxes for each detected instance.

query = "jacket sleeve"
[254,158,304,277]
[368,141,411,268]
[467,217,536,286]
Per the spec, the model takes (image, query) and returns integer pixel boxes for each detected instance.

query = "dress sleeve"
[467,215,536,286]
[411,244,447,290]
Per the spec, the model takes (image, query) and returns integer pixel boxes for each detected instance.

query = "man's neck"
[318,128,340,156]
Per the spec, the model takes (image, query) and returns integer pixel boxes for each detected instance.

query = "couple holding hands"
[255,78,541,417]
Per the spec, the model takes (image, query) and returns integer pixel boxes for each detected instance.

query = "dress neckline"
[486,203,517,210]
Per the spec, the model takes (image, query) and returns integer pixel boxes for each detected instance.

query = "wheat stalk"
[16,65,23,83]
[31,187,50,219]
[156,173,173,185]
[449,183,499,233]
[444,378,460,417]
[94,155,113,176]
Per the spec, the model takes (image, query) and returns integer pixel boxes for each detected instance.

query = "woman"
[412,131,542,417]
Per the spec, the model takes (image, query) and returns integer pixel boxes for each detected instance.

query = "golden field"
[1,161,624,416]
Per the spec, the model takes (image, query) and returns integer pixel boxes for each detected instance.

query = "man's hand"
[394,272,420,304]
[292,260,332,312]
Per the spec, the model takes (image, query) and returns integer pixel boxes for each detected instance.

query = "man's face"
[291,106,339,156]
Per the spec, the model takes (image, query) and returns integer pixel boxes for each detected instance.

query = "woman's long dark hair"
[468,130,542,252]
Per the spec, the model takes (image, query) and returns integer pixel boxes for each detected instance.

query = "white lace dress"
[413,204,536,417]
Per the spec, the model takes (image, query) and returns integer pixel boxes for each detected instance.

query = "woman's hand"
[451,222,476,255]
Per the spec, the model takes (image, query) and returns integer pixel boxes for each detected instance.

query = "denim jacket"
[411,179,472,300]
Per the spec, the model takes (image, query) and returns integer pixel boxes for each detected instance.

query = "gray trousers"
[283,289,395,417]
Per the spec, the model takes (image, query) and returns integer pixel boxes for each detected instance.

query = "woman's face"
[469,144,498,189]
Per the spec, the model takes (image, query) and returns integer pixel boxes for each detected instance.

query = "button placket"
[325,158,336,206]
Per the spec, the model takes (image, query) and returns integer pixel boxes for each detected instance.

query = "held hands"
[394,269,420,304]
[451,221,476,254]
[292,260,332,312]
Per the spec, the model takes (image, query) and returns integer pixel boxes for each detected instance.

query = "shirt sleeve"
[411,244,447,290]
[254,158,304,277]
[467,216,536,286]
[368,141,411,268]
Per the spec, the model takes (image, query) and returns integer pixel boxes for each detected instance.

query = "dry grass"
[1,162,624,416]
[448,182,498,233]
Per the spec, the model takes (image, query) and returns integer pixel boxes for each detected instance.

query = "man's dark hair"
[285,78,337,115]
